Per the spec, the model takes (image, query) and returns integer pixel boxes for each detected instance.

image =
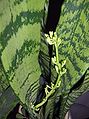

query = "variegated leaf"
[0,0,45,117]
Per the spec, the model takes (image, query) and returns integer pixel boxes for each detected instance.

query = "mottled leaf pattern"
[56,0,89,90]
[60,69,89,119]
[0,59,9,96]
[55,0,89,118]
[0,55,18,119]
[0,0,45,117]
[0,0,89,119]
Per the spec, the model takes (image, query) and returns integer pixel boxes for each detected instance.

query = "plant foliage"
[0,0,89,119]
[0,59,19,119]
[55,0,89,118]
[0,0,45,118]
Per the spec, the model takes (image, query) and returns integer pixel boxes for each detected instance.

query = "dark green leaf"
[0,1,45,117]
[0,87,19,119]
[0,59,9,96]
[55,0,89,118]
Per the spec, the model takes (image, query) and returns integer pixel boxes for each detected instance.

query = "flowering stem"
[34,86,55,109]
[32,32,66,111]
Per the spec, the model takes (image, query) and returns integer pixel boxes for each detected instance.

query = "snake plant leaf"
[60,69,89,119]
[0,58,19,119]
[55,0,89,118]
[0,0,45,116]
[0,86,19,119]
[56,0,89,89]
[0,59,9,96]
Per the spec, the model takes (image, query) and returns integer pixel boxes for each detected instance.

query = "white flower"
[62,60,66,67]
[55,65,59,73]
[52,56,56,64]
[49,31,53,38]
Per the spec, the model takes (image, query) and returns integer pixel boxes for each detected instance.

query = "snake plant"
[0,0,89,119]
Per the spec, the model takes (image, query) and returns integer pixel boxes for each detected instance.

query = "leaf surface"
[0,86,19,119]
[55,0,89,118]
[0,0,45,116]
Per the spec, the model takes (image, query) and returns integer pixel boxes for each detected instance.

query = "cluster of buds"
[45,31,61,46]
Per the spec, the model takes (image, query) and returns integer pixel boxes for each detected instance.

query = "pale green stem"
[34,74,61,109]
[55,42,59,65]
[34,86,55,109]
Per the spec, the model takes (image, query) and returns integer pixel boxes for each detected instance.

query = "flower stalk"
[31,31,66,111]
